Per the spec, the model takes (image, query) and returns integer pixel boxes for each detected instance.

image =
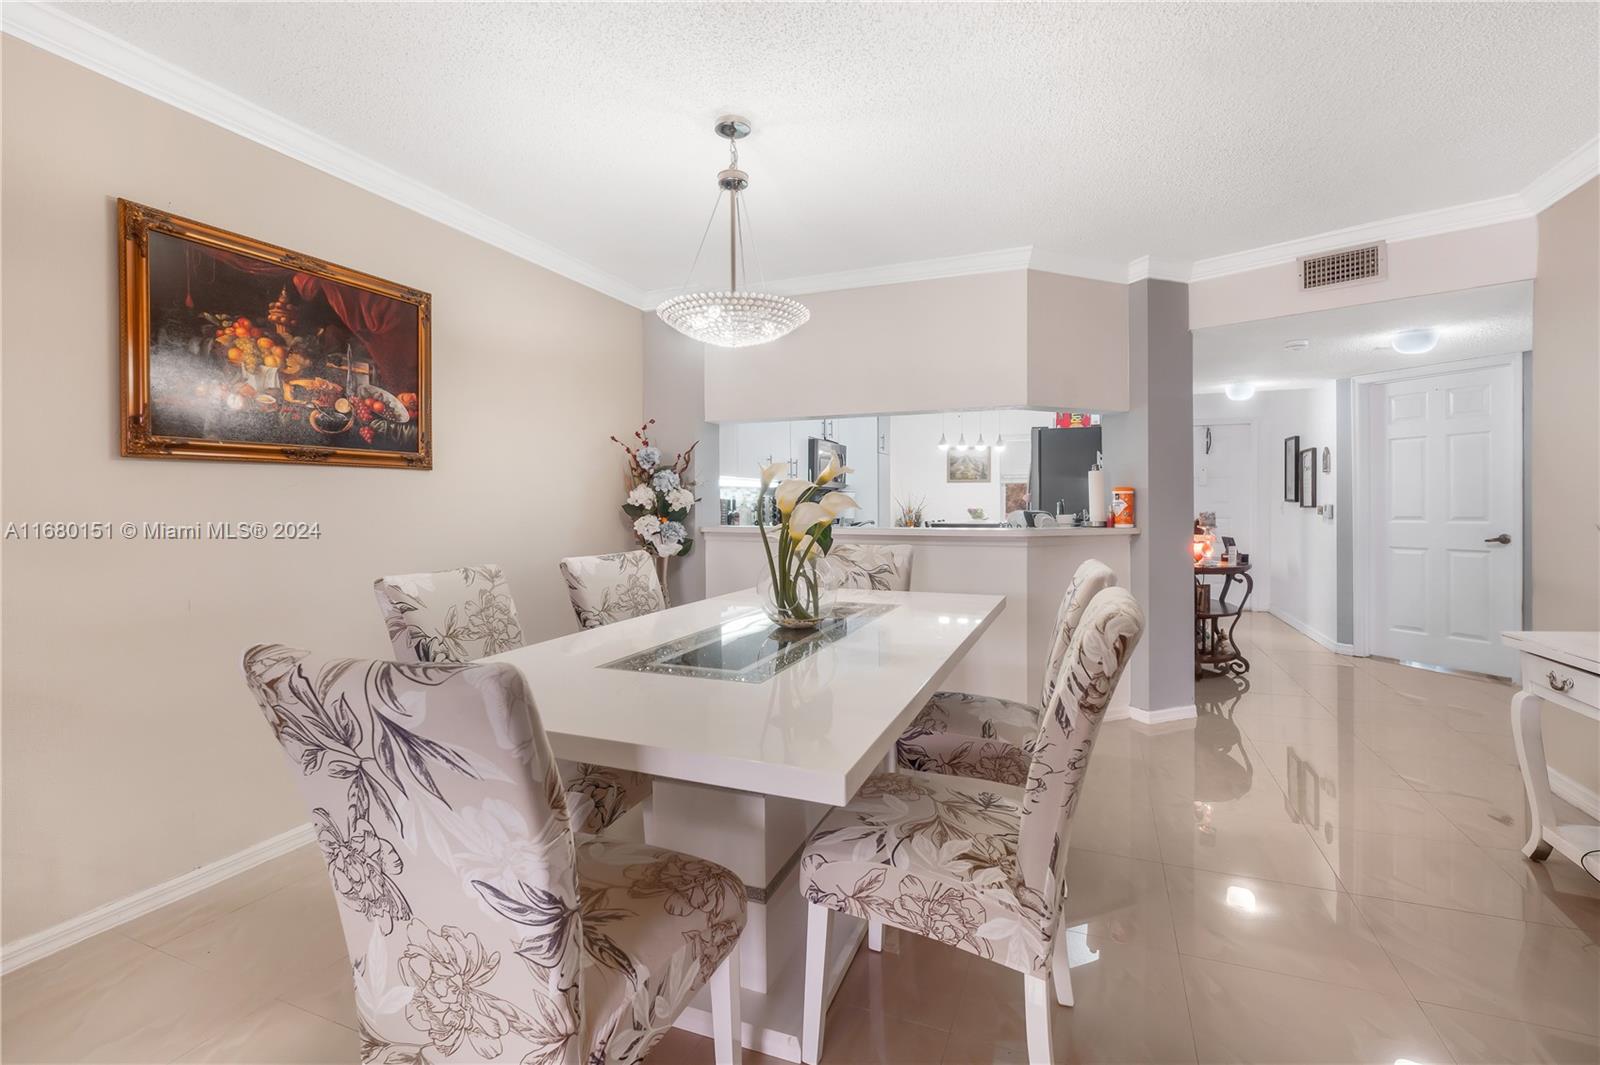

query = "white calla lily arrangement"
[755,453,859,627]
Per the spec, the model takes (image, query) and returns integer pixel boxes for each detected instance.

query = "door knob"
[1483,533,1512,544]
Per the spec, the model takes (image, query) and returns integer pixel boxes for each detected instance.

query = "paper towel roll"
[1087,469,1108,525]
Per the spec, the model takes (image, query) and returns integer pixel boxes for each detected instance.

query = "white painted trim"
[1125,255,1191,284]
[1027,248,1137,286]
[1269,607,1346,656]
[1124,703,1198,725]
[1351,352,1525,673]
[0,822,315,975]
[1550,766,1600,822]
[6,3,1593,305]
[1349,351,1530,388]
[0,2,648,309]
[1185,195,1531,282]
[643,247,1038,308]
[1521,136,1600,215]
[643,245,1135,307]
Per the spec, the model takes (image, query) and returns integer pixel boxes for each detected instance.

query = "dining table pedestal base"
[644,778,867,1061]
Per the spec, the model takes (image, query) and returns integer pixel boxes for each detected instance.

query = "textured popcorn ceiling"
[1192,281,1533,393]
[65,3,1597,295]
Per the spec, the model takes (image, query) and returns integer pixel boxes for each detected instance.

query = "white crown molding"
[0,822,315,975]
[1520,135,1599,215]
[1183,192,1532,283]
[1183,138,1596,284]
[7,2,1594,307]
[0,2,648,309]
[1024,248,1130,285]
[643,246,1042,307]
[1125,255,1191,283]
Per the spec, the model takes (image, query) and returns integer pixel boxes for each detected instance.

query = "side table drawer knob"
[1546,670,1575,693]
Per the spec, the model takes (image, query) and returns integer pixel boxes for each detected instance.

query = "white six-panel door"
[1372,363,1521,676]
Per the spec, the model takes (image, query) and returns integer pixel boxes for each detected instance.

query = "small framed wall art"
[118,199,432,469]
[1283,435,1301,501]
[1298,447,1318,508]
[947,448,992,483]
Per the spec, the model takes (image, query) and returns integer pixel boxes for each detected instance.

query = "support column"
[1100,279,1195,722]
[643,314,717,605]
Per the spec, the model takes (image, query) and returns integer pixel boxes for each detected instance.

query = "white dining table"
[488,587,1005,1061]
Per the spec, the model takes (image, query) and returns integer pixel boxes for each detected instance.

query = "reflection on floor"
[5,614,1599,1063]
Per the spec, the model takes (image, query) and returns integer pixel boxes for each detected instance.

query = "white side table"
[1502,630,1600,879]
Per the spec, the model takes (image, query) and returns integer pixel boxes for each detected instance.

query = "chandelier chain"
[738,193,765,289]
[676,188,727,295]
[655,114,809,347]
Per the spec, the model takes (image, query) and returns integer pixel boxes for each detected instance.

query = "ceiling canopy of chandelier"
[656,115,810,349]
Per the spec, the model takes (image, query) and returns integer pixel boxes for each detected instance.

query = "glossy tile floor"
[6,614,1599,1063]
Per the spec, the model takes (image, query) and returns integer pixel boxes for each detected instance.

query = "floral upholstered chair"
[372,564,525,664]
[798,587,1145,1065]
[895,558,1118,785]
[373,565,651,837]
[559,551,667,630]
[240,645,745,1064]
[818,542,914,591]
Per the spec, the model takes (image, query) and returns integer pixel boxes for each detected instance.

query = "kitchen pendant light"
[657,116,810,348]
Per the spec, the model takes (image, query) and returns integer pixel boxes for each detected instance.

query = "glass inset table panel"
[601,603,897,684]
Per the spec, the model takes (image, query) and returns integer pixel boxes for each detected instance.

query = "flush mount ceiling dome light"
[656,115,810,349]
[1391,328,1440,355]
[1224,382,1257,401]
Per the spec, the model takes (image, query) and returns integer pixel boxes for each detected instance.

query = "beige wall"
[704,271,1030,422]
[1188,218,1539,331]
[1,40,643,942]
[1026,271,1130,411]
[1531,178,1600,796]
[702,269,1133,422]
[1532,178,1600,631]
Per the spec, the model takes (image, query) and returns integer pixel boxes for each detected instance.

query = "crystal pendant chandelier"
[656,116,809,348]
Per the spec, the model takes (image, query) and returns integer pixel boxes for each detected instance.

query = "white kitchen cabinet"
[825,417,880,517]
[998,429,1032,481]
[719,423,742,481]
[726,421,797,480]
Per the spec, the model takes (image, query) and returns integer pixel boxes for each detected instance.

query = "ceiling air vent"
[1298,242,1386,290]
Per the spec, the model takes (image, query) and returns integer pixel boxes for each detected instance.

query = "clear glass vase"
[758,569,836,629]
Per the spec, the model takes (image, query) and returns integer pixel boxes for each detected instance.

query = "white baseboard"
[1550,767,1600,822]
[0,822,315,975]
[1124,703,1198,725]
[1268,608,1357,657]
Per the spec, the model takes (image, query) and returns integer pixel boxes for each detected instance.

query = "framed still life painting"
[118,199,431,469]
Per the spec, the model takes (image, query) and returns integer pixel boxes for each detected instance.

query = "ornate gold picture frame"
[118,199,432,469]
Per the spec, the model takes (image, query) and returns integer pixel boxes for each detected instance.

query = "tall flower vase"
[654,554,672,608]
[759,569,835,629]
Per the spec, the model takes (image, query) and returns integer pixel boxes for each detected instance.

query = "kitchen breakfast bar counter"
[704,523,1138,710]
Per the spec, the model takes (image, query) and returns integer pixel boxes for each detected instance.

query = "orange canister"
[1111,486,1135,527]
